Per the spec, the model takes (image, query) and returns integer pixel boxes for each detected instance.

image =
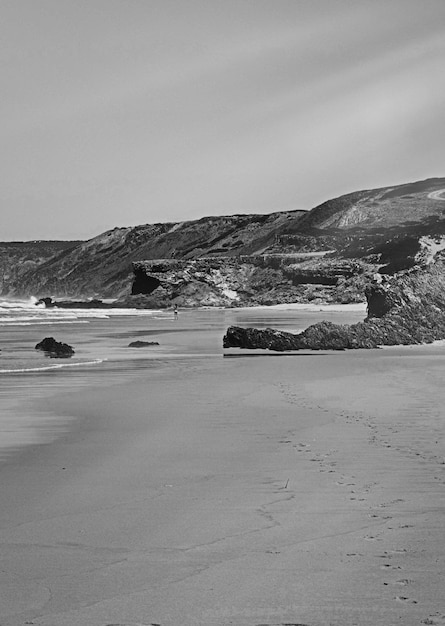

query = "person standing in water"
[173,304,178,319]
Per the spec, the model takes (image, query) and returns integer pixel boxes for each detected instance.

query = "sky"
[1,0,445,241]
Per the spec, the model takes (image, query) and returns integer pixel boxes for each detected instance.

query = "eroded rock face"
[35,337,75,358]
[223,262,445,351]
[365,283,403,318]
[130,259,246,307]
[129,258,368,308]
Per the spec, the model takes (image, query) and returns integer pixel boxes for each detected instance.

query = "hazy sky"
[1,0,445,240]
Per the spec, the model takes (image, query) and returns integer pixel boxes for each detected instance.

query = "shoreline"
[0,344,444,625]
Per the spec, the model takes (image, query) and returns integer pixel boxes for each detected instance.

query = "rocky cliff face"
[223,260,445,350]
[116,257,370,308]
[3,177,445,307]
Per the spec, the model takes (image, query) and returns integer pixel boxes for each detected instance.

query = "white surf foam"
[0,359,106,374]
[0,320,90,326]
[0,298,167,320]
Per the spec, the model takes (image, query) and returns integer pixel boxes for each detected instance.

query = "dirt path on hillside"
[427,189,445,200]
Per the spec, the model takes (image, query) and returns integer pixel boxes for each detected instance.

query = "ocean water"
[0,297,367,460]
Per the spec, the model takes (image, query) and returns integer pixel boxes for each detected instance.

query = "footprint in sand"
[384,579,412,586]
[363,482,378,492]
[421,615,445,625]
[378,498,405,508]
[363,535,380,541]
[395,595,418,604]
[377,549,407,562]
[256,623,310,626]
[386,548,408,555]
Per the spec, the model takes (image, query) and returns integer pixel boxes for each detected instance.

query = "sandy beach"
[3,1,445,624]
[1,330,445,625]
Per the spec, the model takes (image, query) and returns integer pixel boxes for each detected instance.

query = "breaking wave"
[0,296,44,310]
[0,297,164,326]
[0,320,90,326]
[0,359,105,374]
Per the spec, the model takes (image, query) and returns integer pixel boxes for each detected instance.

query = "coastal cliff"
[3,177,445,308]
[3,211,305,299]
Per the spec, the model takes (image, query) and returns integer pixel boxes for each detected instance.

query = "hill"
[272,177,445,272]
[0,240,82,295]
[3,177,445,305]
[4,211,305,298]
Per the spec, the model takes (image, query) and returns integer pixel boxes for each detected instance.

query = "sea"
[0,297,367,461]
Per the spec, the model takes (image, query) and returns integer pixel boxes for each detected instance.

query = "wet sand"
[1,344,445,625]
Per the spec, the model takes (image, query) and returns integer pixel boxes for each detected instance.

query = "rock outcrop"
[124,257,369,308]
[37,297,118,309]
[127,341,159,347]
[223,262,445,351]
[35,337,75,358]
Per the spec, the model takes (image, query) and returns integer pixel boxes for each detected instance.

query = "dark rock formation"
[223,262,445,351]
[37,297,117,309]
[223,322,371,351]
[127,341,160,347]
[35,337,75,358]
[37,297,54,307]
[365,281,403,318]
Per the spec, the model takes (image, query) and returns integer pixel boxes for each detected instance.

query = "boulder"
[37,297,53,307]
[35,337,75,358]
